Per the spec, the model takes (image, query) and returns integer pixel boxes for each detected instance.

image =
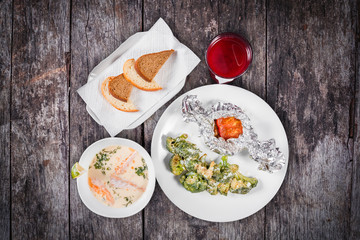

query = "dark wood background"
[0,0,359,239]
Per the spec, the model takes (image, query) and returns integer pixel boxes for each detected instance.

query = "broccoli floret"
[180,172,207,193]
[195,161,215,180]
[166,137,176,154]
[220,155,229,166]
[166,135,200,160]
[169,154,185,175]
[212,163,223,182]
[184,160,198,172]
[235,172,258,188]
[212,156,235,183]
[217,182,230,196]
[206,179,218,195]
[230,172,258,194]
[229,164,239,173]
[166,134,189,153]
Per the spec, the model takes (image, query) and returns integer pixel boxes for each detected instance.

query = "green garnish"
[93,147,119,170]
[135,165,148,178]
[124,196,133,207]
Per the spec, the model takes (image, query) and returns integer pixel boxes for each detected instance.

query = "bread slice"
[135,50,174,82]
[101,75,138,112]
[108,74,133,102]
[123,59,162,91]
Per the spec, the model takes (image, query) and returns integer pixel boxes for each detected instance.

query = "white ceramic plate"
[77,138,156,218]
[151,84,289,222]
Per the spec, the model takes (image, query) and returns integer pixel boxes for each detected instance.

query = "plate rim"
[76,137,156,218]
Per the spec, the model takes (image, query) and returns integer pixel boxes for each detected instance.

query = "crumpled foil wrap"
[182,95,285,173]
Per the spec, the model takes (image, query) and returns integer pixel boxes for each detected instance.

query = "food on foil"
[214,117,243,140]
[166,134,258,195]
[182,95,285,173]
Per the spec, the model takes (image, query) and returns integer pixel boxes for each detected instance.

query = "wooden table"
[1,0,359,239]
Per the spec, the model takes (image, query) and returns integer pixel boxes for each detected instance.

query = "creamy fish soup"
[88,145,148,208]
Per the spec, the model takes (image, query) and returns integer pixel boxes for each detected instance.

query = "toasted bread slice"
[101,75,138,112]
[135,50,174,82]
[123,59,162,91]
[108,74,133,102]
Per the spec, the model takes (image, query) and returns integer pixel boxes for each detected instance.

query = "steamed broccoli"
[212,156,235,183]
[169,154,185,175]
[166,134,200,160]
[217,182,231,196]
[180,172,208,193]
[229,172,258,194]
[206,178,218,195]
[165,134,258,196]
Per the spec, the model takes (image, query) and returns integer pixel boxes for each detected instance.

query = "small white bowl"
[76,137,155,218]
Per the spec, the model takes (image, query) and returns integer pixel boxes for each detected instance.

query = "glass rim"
[205,32,253,80]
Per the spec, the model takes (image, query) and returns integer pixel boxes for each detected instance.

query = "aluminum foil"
[182,95,285,173]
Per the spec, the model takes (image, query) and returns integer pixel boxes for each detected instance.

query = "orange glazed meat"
[215,117,243,140]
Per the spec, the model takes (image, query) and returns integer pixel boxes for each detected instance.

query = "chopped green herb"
[93,147,121,170]
[135,165,148,178]
[102,146,121,154]
[124,196,133,207]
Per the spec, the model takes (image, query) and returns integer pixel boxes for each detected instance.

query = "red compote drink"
[206,33,252,83]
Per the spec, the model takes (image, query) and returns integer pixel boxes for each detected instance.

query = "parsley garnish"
[135,165,148,178]
[124,196,133,207]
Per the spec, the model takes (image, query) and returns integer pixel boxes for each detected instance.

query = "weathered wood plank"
[351,76,360,238]
[0,0,12,239]
[350,2,360,237]
[222,0,267,99]
[217,0,266,238]
[11,0,70,239]
[69,0,143,239]
[266,0,355,238]
[143,1,220,239]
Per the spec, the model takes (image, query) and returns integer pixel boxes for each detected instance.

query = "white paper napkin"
[77,18,200,136]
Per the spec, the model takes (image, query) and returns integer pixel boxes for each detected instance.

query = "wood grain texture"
[143,1,220,239]
[351,75,360,239]
[1,0,359,238]
[221,0,267,99]
[350,1,360,237]
[11,0,70,238]
[69,0,143,239]
[0,0,12,239]
[217,0,266,238]
[266,0,355,239]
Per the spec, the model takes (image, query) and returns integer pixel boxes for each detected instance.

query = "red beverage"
[206,33,252,83]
